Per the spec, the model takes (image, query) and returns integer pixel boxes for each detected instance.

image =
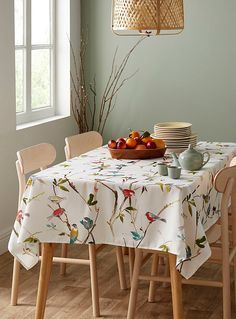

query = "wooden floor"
[0,245,235,319]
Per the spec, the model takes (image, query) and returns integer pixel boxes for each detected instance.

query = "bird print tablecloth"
[8,142,236,279]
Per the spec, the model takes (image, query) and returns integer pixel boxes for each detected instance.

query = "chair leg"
[234,254,236,305]
[88,244,100,318]
[162,256,170,287]
[148,253,159,302]
[122,246,129,255]
[127,248,143,319]
[222,263,231,319]
[128,247,135,284]
[115,246,127,290]
[35,243,54,319]
[59,243,68,275]
[168,253,184,319]
[10,258,21,305]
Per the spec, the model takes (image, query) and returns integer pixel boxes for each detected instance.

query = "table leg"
[148,253,159,302]
[127,248,143,319]
[128,247,135,284]
[35,243,54,319]
[168,253,184,319]
[88,244,100,317]
[116,246,127,290]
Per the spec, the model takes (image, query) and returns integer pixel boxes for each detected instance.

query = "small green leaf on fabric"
[196,236,206,248]
[125,206,137,211]
[87,193,97,206]
[24,236,39,243]
[186,245,192,258]
[58,178,67,185]
[59,185,69,192]
[141,186,148,194]
[159,244,169,252]
[188,203,192,216]
[165,184,171,192]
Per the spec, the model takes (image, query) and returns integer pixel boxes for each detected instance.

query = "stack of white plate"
[151,122,197,152]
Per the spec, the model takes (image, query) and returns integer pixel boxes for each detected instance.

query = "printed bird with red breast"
[121,188,135,198]
[145,212,167,224]
[145,212,159,223]
[47,207,65,221]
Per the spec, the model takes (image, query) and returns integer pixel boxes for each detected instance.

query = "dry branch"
[71,36,147,134]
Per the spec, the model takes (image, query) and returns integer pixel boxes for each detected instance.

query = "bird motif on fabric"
[70,224,78,244]
[121,188,135,198]
[47,207,65,220]
[145,212,159,223]
[16,210,23,224]
[145,212,166,223]
[80,217,93,230]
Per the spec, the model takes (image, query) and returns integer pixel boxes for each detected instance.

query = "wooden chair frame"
[11,143,56,306]
[62,131,127,284]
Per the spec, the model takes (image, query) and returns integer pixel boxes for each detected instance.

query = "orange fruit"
[135,144,147,150]
[141,136,152,145]
[129,130,140,139]
[126,137,137,149]
[152,138,166,149]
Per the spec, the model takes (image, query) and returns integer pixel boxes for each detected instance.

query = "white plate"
[154,122,192,129]
[151,133,197,140]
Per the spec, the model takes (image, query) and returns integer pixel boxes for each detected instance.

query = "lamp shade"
[112,0,184,35]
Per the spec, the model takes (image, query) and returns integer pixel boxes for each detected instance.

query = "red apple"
[146,141,157,149]
[134,136,142,144]
[116,137,126,144]
[117,140,127,149]
[108,139,117,149]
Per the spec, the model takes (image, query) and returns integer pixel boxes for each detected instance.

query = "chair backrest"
[214,165,236,194]
[230,156,236,167]
[16,143,56,205]
[213,164,236,257]
[64,131,103,160]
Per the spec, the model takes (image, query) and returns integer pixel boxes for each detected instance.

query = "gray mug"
[157,163,168,176]
[167,166,181,179]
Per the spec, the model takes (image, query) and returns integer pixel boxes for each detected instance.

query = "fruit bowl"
[109,147,166,160]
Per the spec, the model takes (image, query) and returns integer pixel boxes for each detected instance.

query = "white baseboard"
[0,227,11,255]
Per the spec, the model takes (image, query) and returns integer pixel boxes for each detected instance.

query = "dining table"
[8,141,236,319]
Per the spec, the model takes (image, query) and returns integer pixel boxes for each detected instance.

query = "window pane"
[32,0,51,45]
[31,49,51,109]
[14,0,24,45]
[15,50,24,113]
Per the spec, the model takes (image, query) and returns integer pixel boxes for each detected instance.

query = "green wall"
[81,0,236,143]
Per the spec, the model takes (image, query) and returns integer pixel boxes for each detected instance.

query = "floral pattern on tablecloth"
[8,142,236,279]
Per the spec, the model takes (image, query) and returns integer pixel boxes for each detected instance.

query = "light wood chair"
[61,131,127,292]
[11,142,102,318]
[64,130,103,160]
[127,164,236,319]
[11,143,57,306]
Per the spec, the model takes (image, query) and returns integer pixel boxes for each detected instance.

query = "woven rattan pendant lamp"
[112,0,184,36]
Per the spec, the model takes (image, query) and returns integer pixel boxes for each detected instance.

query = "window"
[14,0,55,125]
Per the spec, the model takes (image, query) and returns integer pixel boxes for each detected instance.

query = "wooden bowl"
[109,147,166,160]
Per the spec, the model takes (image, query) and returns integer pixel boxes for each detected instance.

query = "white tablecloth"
[8,142,236,279]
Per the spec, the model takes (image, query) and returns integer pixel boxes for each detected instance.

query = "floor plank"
[0,245,235,318]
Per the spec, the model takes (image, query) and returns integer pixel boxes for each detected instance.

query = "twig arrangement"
[70,36,146,135]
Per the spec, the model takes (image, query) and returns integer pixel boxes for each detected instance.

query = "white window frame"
[15,0,56,125]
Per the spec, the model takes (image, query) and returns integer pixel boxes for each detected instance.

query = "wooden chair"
[11,142,103,318]
[64,130,103,159]
[11,143,57,306]
[127,164,236,319]
[61,131,127,291]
